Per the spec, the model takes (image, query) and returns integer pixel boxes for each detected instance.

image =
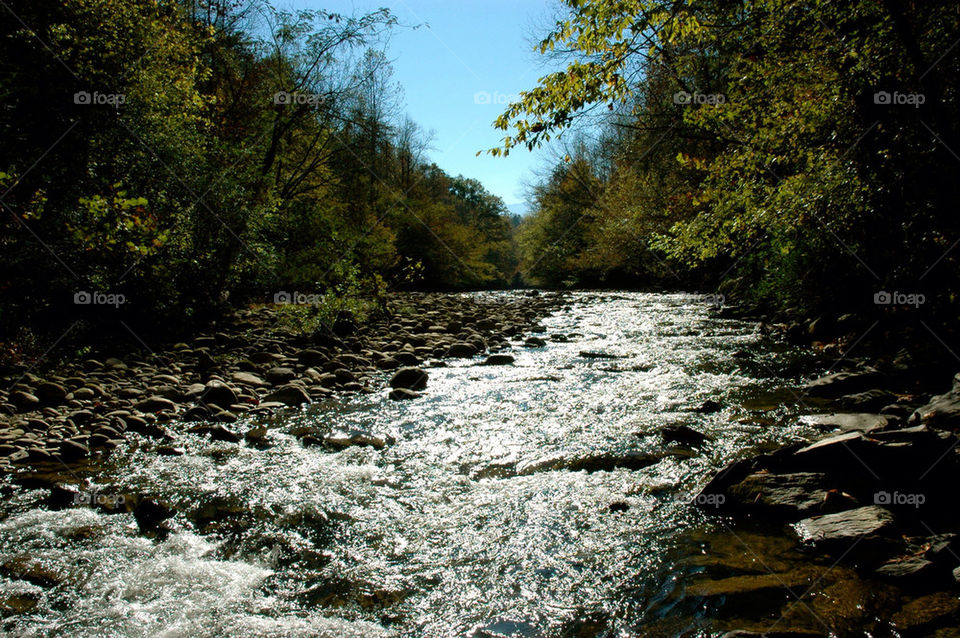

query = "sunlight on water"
[0,292,823,637]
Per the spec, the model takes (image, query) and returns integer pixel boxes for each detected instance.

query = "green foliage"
[0,0,520,340]
[503,0,960,312]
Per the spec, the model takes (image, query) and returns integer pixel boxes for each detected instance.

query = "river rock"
[803,370,884,399]
[208,424,240,442]
[891,592,960,635]
[133,497,174,532]
[911,374,960,429]
[58,439,90,462]
[376,357,401,370]
[34,382,68,405]
[389,388,420,401]
[661,424,711,447]
[230,372,268,388]
[524,337,546,347]
[481,354,515,366]
[202,380,238,408]
[445,342,479,358]
[518,450,673,475]
[0,555,67,587]
[793,505,894,548]
[389,367,428,390]
[11,391,39,412]
[799,413,892,433]
[296,349,328,366]
[874,555,937,583]
[838,389,899,411]
[265,367,296,385]
[323,430,391,450]
[134,396,177,413]
[262,384,311,406]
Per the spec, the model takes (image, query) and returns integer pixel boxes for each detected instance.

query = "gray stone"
[799,412,892,433]
[793,505,894,546]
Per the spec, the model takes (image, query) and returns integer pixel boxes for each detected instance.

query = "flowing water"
[0,292,831,637]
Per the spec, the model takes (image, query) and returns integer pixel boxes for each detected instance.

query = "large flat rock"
[793,505,894,546]
[799,413,892,434]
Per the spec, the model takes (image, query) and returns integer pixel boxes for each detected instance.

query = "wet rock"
[296,349,328,367]
[911,375,960,429]
[524,337,546,347]
[156,445,185,456]
[694,399,722,414]
[892,592,960,636]
[518,450,674,475]
[446,342,479,358]
[803,370,884,399]
[688,566,827,603]
[376,357,401,370]
[181,406,209,422]
[262,384,311,406]
[11,391,39,412]
[265,367,296,385]
[323,430,392,450]
[874,556,937,584]
[208,424,241,442]
[58,439,90,462]
[0,555,67,587]
[799,412,892,434]
[0,591,40,616]
[202,380,238,407]
[481,354,515,366]
[133,497,174,532]
[34,382,68,405]
[578,351,622,359]
[608,501,630,513]
[244,426,268,444]
[793,505,895,550]
[838,389,899,412]
[389,388,420,401]
[134,396,177,413]
[724,472,852,519]
[230,372,268,388]
[389,367,428,391]
[661,425,711,447]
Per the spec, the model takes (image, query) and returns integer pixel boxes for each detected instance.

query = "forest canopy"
[501,0,960,316]
[0,0,520,341]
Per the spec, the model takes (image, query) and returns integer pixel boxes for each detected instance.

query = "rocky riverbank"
[696,358,960,636]
[0,292,569,479]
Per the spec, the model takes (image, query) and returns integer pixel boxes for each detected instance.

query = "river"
[0,292,828,637]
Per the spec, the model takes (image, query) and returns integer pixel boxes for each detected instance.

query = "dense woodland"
[2,0,959,359]
[0,0,520,351]
[506,0,960,322]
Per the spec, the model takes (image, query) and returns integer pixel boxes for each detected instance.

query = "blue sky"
[283,0,559,214]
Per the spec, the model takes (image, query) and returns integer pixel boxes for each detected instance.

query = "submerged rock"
[661,424,711,447]
[389,367,428,391]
